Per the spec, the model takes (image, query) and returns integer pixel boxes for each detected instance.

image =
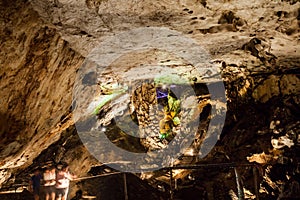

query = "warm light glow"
[185,148,195,156]
[0,187,25,194]
[162,84,168,90]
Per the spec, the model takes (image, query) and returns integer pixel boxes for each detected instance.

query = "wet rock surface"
[0,0,299,199]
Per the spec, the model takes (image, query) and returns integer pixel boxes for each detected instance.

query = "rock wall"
[0,0,299,199]
[0,0,83,184]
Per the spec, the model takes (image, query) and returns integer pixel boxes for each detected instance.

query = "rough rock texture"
[0,0,299,199]
[0,0,84,185]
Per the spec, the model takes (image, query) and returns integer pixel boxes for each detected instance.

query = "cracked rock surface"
[0,0,299,199]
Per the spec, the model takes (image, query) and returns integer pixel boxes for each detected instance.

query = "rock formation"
[0,0,299,199]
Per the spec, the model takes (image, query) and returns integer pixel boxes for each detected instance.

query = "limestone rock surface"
[0,0,299,199]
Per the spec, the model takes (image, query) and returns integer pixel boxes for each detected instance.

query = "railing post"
[170,169,174,200]
[234,167,245,200]
[123,173,128,200]
[253,166,259,200]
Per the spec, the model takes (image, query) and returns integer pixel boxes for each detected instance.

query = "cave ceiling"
[0,0,299,199]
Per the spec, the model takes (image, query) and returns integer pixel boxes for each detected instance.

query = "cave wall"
[0,0,299,199]
[0,0,83,184]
